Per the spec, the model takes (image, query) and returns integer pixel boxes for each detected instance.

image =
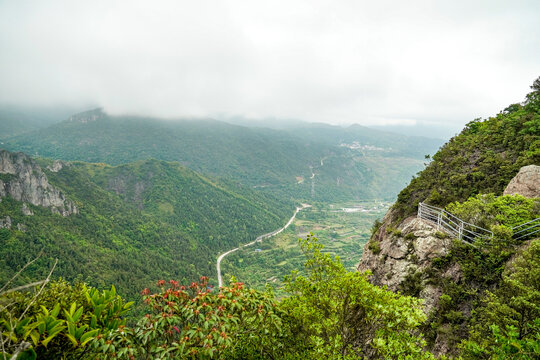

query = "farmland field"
[220,200,391,294]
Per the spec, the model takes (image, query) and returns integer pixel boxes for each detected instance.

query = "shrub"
[368,240,381,254]
[0,280,131,359]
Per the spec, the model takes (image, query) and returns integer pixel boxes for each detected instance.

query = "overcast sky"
[1,0,539,133]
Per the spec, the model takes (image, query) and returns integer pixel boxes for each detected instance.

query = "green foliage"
[93,278,286,359]
[2,110,441,203]
[421,215,540,356]
[398,269,424,297]
[404,232,417,240]
[446,194,539,230]
[77,159,295,251]
[281,235,434,359]
[393,78,540,221]
[460,239,540,359]
[221,201,389,295]
[0,280,131,359]
[434,231,449,239]
[0,153,294,304]
[368,240,381,254]
[371,218,383,236]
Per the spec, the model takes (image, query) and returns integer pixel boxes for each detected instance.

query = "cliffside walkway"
[417,202,540,245]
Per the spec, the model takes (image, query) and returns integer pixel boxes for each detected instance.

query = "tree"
[281,234,435,359]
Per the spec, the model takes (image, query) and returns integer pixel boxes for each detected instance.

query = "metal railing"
[418,202,540,244]
[512,217,540,241]
[417,202,493,245]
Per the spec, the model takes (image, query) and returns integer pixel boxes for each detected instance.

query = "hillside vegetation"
[2,112,441,202]
[2,79,537,359]
[393,78,540,221]
[0,152,294,301]
[362,77,540,358]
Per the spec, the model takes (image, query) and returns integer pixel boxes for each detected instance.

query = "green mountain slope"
[0,151,294,300]
[0,105,75,139]
[392,93,539,222]
[2,110,442,202]
[361,77,540,358]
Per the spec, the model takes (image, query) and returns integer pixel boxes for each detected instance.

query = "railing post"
[458,222,463,241]
[437,213,441,229]
[418,203,422,218]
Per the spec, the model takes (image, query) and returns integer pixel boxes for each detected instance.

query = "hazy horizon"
[1,0,539,139]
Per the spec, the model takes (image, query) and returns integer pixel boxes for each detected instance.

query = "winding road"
[216,204,310,288]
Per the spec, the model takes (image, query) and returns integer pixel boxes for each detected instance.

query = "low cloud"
[1,0,539,129]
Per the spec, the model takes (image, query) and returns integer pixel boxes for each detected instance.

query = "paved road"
[216,204,310,288]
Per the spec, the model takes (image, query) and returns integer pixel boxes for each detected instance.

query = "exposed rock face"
[0,216,12,229]
[358,214,455,313]
[504,165,540,198]
[67,108,105,123]
[0,150,77,216]
[47,160,64,173]
[21,203,34,216]
[107,176,147,210]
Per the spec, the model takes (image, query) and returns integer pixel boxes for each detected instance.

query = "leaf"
[41,325,66,347]
[50,303,61,318]
[63,309,73,324]
[69,302,77,316]
[80,329,99,346]
[17,348,37,360]
[123,301,134,310]
[67,322,76,336]
[72,306,84,323]
[65,333,78,346]
[29,330,40,346]
[75,324,88,339]
[90,315,97,328]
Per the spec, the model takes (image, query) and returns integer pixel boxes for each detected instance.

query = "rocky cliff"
[503,164,540,198]
[358,215,455,313]
[358,164,539,354]
[359,164,539,301]
[0,150,77,217]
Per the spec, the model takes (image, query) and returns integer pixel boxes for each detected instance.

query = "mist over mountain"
[1,1,539,358]
[2,108,443,202]
[0,105,81,139]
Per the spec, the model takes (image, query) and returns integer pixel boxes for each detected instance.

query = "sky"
[0,0,539,135]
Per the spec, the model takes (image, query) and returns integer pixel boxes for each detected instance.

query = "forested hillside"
[392,80,540,222]
[2,110,442,202]
[0,106,73,138]
[0,151,294,300]
[360,77,540,358]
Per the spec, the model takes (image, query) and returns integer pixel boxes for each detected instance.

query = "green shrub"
[0,280,131,359]
[368,240,381,254]
[434,231,449,239]
[405,232,417,240]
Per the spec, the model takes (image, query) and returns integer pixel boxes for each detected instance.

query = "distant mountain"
[280,122,443,158]
[220,117,444,158]
[0,149,294,299]
[0,105,79,139]
[3,109,444,202]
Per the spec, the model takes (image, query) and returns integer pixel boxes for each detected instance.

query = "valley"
[220,200,391,294]
[1,1,538,357]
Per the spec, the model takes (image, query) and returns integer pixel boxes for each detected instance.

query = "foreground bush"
[3,236,440,359]
[0,279,131,359]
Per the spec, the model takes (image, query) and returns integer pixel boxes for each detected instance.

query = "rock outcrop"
[503,164,540,198]
[0,216,12,229]
[358,214,454,312]
[67,108,105,123]
[0,150,77,216]
[47,160,65,173]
